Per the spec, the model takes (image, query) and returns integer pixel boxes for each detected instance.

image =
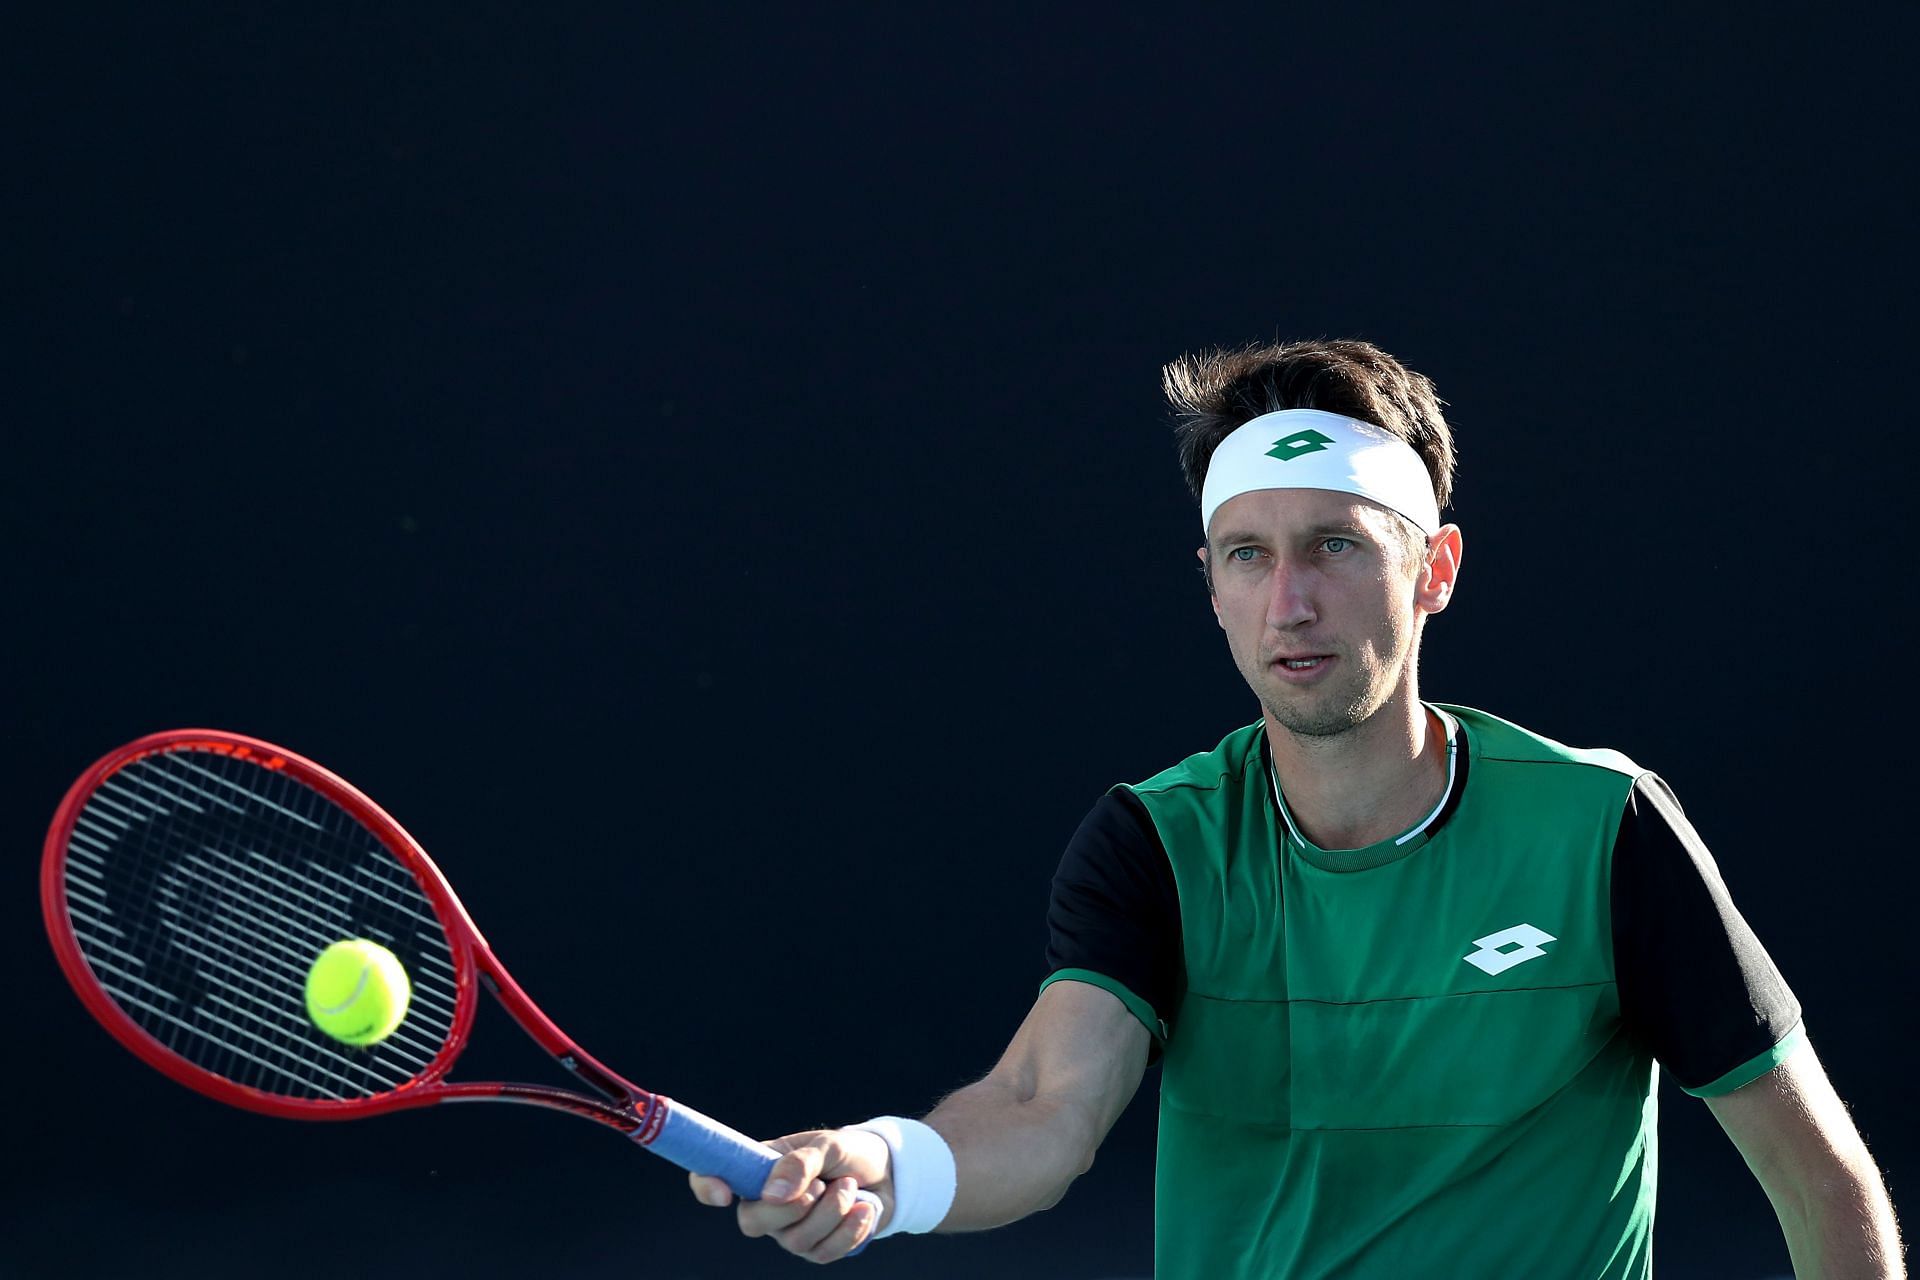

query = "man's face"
[1202,487,1443,738]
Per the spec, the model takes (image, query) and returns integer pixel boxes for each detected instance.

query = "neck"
[1264,688,1449,851]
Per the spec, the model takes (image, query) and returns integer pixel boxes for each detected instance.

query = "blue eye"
[1322,537,1353,554]
[1229,547,1261,562]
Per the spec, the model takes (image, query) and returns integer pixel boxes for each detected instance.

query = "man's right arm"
[689,977,1149,1261]
[922,976,1150,1228]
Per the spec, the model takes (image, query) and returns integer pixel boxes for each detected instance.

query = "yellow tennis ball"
[305,938,411,1046]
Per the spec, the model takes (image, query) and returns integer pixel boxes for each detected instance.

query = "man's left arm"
[1610,773,1902,1276]
[1707,1039,1904,1279]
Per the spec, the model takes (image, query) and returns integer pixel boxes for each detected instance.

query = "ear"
[1197,545,1223,626]
[1415,525,1463,616]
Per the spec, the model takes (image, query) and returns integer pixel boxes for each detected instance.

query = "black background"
[7,7,1916,1278]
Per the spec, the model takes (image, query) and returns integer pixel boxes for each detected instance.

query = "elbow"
[1074,1133,1100,1179]
[1007,1092,1104,1214]
[1034,1147,1095,1214]
[1049,1103,1104,1199]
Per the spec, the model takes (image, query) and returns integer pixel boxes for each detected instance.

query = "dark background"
[7,7,1916,1278]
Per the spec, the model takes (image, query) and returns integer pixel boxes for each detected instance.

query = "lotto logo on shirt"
[1463,923,1557,975]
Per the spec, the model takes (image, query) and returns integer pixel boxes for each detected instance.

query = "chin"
[1262,679,1395,739]
[1263,699,1366,739]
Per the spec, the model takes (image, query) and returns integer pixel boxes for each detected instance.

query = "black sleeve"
[1044,789,1184,1038]
[1610,773,1802,1093]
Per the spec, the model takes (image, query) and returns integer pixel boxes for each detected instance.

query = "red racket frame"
[40,729,669,1141]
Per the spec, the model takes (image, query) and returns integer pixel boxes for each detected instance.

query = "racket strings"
[60,748,461,1101]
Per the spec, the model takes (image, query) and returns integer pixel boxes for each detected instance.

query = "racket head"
[41,730,482,1120]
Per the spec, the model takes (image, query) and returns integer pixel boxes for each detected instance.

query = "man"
[690,339,1904,1277]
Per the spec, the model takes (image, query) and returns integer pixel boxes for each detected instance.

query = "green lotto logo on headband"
[1265,428,1335,462]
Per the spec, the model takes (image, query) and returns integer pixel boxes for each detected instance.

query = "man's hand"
[688,1127,894,1264]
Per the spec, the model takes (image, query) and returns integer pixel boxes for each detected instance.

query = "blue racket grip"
[642,1098,881,1255]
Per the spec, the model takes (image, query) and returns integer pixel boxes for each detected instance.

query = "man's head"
[1165,338,1456,569]
[1165,339,1461,738]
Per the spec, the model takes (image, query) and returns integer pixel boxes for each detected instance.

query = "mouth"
[1268,654,1336,682]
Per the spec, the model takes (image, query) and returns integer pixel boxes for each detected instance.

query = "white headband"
[1199,409,1440,537]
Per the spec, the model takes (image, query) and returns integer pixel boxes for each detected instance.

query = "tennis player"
[690,339,1904,1277]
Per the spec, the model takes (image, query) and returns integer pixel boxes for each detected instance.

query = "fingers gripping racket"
[40,729,877,1234]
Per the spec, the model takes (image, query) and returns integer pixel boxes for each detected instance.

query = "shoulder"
[1123,721,1266,798]
[1439,702,1645,779]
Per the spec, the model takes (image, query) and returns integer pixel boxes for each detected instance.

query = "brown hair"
[1162,338,1456,515]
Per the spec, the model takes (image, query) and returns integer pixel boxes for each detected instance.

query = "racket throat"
[468,969,660,1132]
[556,1052,637,1107]
[546,1058,670,1142]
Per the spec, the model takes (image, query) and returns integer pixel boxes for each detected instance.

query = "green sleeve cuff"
[1682,1021,1806,1098]
[1039,968,1168,1047]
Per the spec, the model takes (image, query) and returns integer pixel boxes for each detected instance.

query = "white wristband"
[849,1115,957,1240]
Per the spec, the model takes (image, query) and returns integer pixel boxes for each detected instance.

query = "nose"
[1265,555,1317,632]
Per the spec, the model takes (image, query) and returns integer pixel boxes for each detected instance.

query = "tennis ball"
[305,938,411,1046]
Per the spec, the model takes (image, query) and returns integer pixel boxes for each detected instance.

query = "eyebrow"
[1210,521,1372,547]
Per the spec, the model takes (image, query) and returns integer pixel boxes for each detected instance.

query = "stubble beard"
[1259,679,1375,739]
[1251,644,1405,742]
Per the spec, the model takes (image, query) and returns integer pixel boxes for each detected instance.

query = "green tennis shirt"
[1045,704,1798,1279]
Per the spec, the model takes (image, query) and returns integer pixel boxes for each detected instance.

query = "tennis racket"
[40,728,878,1237]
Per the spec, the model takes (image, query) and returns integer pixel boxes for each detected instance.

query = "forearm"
[1765,1155,1904,1280]
[921,1071,1111,1232]
[1709,1044,1906,1280]
[691,985,1146,1263]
